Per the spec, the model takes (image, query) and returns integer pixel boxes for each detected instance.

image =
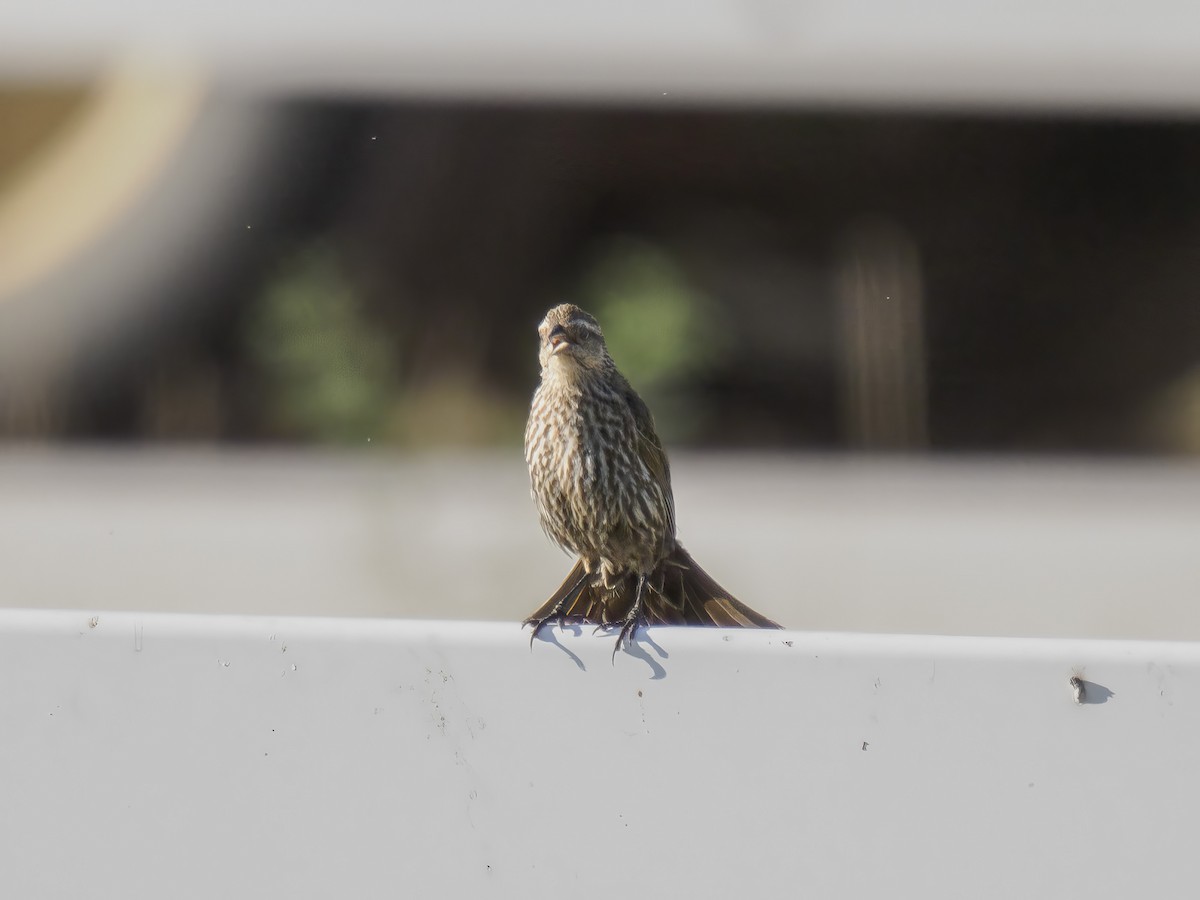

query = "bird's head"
[537,304,611,372]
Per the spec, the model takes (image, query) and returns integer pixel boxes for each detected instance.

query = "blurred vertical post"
[834,219,929,450]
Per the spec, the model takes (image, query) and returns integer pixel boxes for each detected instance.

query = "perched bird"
[523,303,780,653]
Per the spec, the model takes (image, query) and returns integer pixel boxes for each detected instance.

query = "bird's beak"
[548,325,571,354]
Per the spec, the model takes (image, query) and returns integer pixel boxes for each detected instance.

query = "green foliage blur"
[580,237,727,439]
[241,238,729,446]
[244,248,397,443]
[581,237,724,385]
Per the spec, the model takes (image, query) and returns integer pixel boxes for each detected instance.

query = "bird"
[523,302,780,655]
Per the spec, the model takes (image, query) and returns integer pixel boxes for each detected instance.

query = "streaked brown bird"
[523,303,780,652]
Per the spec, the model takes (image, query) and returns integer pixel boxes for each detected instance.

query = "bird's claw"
[608,613,643,663]
[524,616,548,648]
[525,612,583,647]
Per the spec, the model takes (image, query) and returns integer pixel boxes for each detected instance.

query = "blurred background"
[2,2,1199,637]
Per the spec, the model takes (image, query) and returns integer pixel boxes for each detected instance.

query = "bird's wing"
[622,385,676,539]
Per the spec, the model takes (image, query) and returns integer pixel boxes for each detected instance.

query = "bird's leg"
[590,573,630,635]
[524,566,592,647]
[611,574,648,662]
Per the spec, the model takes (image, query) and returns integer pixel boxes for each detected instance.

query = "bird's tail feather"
[524,545,780,629]
[656,546,781,627]
[523,558,602,624]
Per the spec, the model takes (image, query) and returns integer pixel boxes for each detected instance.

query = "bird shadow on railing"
[626,631,668,680]
[531,624,586,671]
[530,624,669,680]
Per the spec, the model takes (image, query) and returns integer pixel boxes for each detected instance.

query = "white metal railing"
[2,609,1194,898]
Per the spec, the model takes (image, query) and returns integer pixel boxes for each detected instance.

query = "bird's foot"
[606,574,649,662]
[589,612,635,640]
[610,612,644,662]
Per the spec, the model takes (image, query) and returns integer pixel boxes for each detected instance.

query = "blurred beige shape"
[0,68,207,435]
[0,66,205,302]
